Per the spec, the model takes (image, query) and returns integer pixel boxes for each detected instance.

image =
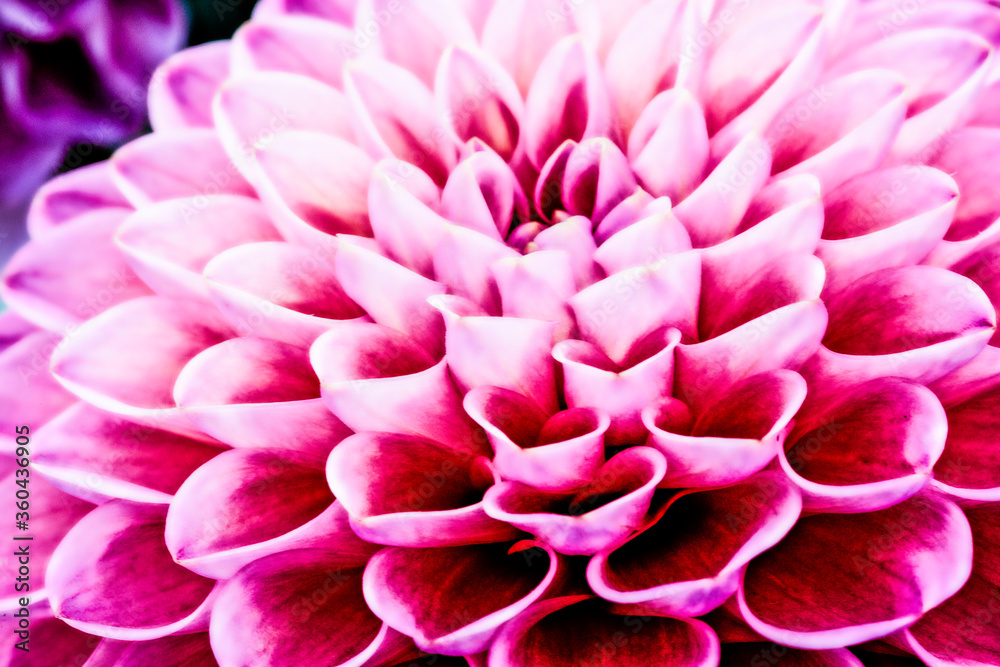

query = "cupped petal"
[553,329,680,447]
[49,296,233,438]
[174,337,352,455]
[33,403,223,505]
[483,447,667,555]
[327,432,517,547]
[210,550,408,667]
[533,139,574,221]
[26,162,131,239]
[2,209,151,331]
[645,370,806,488]
[311,322,482,453]
[433,226,521,315]
[588,472,801,616]
[116,195,281,300]
[109,129,255,208]
[533,215,604,289]
[252,130,374,244]
[204,241,365,347]
[562,138,638,223]
[779,378,946,512]
[149,41,231,132]
[929,127,1000,242]
[363,540,562,655]
[490,251,577,340]
[738,490,973,649]
[628,89,709,202]
[47,501,217,640]
[231,15,355,87]
[441,148,527,241]
[84,633,216,667]
[165,448,372,579]
[464,386,609,492]
[489,596,720,667]
[817,166,957,297]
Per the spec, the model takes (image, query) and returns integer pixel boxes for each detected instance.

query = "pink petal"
[3,617,95,667]
[433,226,521,315]
[165,448,372,579]
[523,36,616,171]
[464,386,608,492]
[84,634,216,667]
[204,241,366,348]
[533,216,604,289]
[25,162,131,239]
[363,540,562,655]
[1,209,151,330]
[553,329,680,447]
[594,207,691,276]
[779,378,946,512]
[738,491,973,649]
[33,403,223,505]
[929,127,1000,242]
[646,370,806,487]
[950,238,1000,345]
[483,447,667,555]
[148,41,231,132]
[490,251,577,341]
[932,379,1000,502]
[174,337,352,456]
[327,432,518,547]
[231,15,355,87]
[588,472,801,616]
[210,550,409,667]
[47,502,217,640]
[489,595,720,667]
[0,331,76,445]
[116,195,282,300]
[441,149,528,241]
[817,166,958,297]
[562,138,638,223]
[252,0,358,23]
[533,139,575,221]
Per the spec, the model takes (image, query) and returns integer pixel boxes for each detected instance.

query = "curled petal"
[327,432,517,547]
[47,502,217,640]
[441,149,527,241]
[230,15,356,87]
[645,370,807,488]
[588,472,802,616]
[738,491,973,649]
[26,162,131,239]
[562,138,638,223]
[483,447,667,555]
[489,596,720,667]
[148,41,230,132]
[363,540,562,655]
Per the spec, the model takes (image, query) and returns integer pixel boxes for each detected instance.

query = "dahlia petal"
[47,501,217,640]
[148,41,231,132]
[951,239,1000,346]
[116,196,281,300]
[362,540,562,655]
[432,228,519,315]
[210,551,408,667]
[523,36,616,171]
[344,60,457,186]
[767,71,907,193]
[569,250,701,365]
[165,449,371,579]
[489,596,720,667]
[3,617,95,667]
[673,132,772,248]
[533,140,575,221]
[357,0,476,86]
[645,370,806,487]
[49,296,233,438]
[928,344,1000,409]
[844,0,1000,53]
[490,251,577,340]
[84,634,216,667]
[0,473,92,611]
[0,310,35,354]
[174,337,352,455]
[464,386,609,492]
[230,15,355,87]
[26,162,131,239]
[109,129,255,208]
[441,149,528,242]
[205,241,365,347]
[628,90,709,202]
[562,138,638,223]
[312,323,482,453]
[603,0,690,137]
[929,127,1000,241]
[720,643,863,667]
[213,72,354,184]
[0,331,76,444]
[483,447,667,555]
[553,329,680,447]
[252,0,358,23]
[435,47,524,162]
[327,432,518,547]
[902,505,1000,667]
[779,378,946,513]
[703,6,822,135]
[436,303,559,415]
[932,381,1000,502]
[588,472,801,616]
[817,166,958,297]
[533,216,604,289]
[33,404,222,505]
[252,131,374,244]
[593,208,691,276]
[592,189,660,244]
[1,209,151,331]
[738,490,973,649]
[335,240,447,356]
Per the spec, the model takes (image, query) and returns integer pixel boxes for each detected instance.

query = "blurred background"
[0,0,258,274]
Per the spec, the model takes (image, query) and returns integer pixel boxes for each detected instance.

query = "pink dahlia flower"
[4,0,1000,664]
